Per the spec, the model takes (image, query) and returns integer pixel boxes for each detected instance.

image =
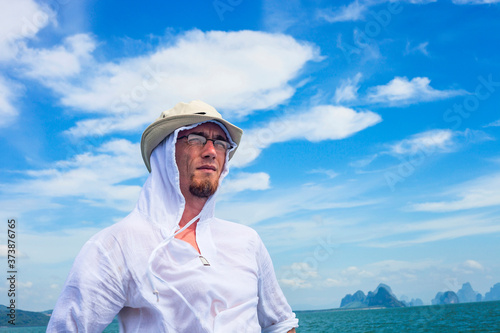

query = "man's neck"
[178,195,207,227]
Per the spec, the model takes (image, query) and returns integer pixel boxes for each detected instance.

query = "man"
[48,100,298,332]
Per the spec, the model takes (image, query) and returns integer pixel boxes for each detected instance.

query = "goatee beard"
[189,177,218,198]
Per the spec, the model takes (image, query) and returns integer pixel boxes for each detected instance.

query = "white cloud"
[20,34,96,78]
[6,139,145,214]
[462,260,484,271]
[319,0,436,23]
[334,73,362,104]
[232,105,381,167]
[218,182,378,225]
[336,31,382,63]
[0,244,25,258]
[484,119,500,127]
[350,154,379,168]
[17,281,33,288]
[219,172,270,194]
[33,30,318,138]
[367,214,500,247]
[22,227,104,264]
[262,0,303,32]
[308,168,339,179]
[321,259,440,291]
[323,259,439,289]
[290,262,319,278]
[0,75,22,127]
[0,0,55,61]
[318,1,367,23]
[279,277,312,289]
[410,172,500,212]
[366,76,465,105]
[452,0,500,4]
[279,262,318,289]
[404,41,429,56]
[389,129,456,155]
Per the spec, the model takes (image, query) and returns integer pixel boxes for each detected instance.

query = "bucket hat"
[141,100,243,172]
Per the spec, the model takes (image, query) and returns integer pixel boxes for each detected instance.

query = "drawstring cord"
[146,213,212,332]
[147,213,200,301]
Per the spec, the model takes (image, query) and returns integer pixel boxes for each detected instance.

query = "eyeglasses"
[178,133,232,152]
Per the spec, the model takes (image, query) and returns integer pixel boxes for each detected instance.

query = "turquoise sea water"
[296,301,500,332]
[2,301,499,332]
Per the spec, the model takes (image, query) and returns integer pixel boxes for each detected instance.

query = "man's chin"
[189,179,218,198]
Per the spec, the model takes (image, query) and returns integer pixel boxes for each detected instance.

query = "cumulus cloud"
[219,172,270,194]
[366,76,466,105]
[280,262,318,289]
[410,172,500,212]
[0,75,22,127]
[354,128,456,169]
[0,0,55,61]
[20,34,96,79]
[6,139,145,213]
[30,30,319,138]
[324,260,439,288]
[462,260,484,271]
[231,105,382,167]
[388,129,456,155]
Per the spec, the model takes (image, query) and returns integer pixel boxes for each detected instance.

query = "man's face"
[175,122,228,199]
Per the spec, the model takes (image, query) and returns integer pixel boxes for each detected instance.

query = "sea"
[2,301,499,332]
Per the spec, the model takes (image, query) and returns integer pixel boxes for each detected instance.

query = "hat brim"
[141,114,243,172]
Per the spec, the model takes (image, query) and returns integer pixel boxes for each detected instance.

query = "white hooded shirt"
[47,122,298,332]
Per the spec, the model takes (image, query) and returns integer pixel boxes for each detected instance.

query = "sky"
[1,0,500,312]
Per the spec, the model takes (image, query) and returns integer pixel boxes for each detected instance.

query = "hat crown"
[158,100,221,120]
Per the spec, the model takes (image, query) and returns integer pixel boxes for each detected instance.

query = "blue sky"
[1,0,500,312]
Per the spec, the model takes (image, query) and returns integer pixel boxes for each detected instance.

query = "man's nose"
[201,140,217,158]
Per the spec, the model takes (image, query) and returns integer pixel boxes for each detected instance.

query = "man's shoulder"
[210,218,260,239]
[88,209,156,245]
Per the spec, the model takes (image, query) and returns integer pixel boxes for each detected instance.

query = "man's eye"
[188,137,204,144]
[214,142,225,149]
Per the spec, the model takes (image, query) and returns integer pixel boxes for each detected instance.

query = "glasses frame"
[177,133,233,152]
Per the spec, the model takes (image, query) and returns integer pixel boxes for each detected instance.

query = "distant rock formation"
[0,305,50,326]
[457,282,483,303]
[340,290,366,308]
[340,284,405,309]
[432,291,459,305]
[409,298,424,306]
[484,283,500,302]
[367,285,406,308]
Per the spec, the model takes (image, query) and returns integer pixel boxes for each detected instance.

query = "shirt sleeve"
[256,237,299,333]
[47,234,128,332]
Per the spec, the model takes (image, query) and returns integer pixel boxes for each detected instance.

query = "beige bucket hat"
[141,100,243,172]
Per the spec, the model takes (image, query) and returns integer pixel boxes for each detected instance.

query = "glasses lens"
[186,134,231,151]
[213,140,230,151]
[187,134,205,146]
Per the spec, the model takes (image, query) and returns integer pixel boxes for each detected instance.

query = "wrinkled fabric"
[47,121,298,332]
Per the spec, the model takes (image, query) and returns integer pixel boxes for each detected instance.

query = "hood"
[135,120,236,236]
